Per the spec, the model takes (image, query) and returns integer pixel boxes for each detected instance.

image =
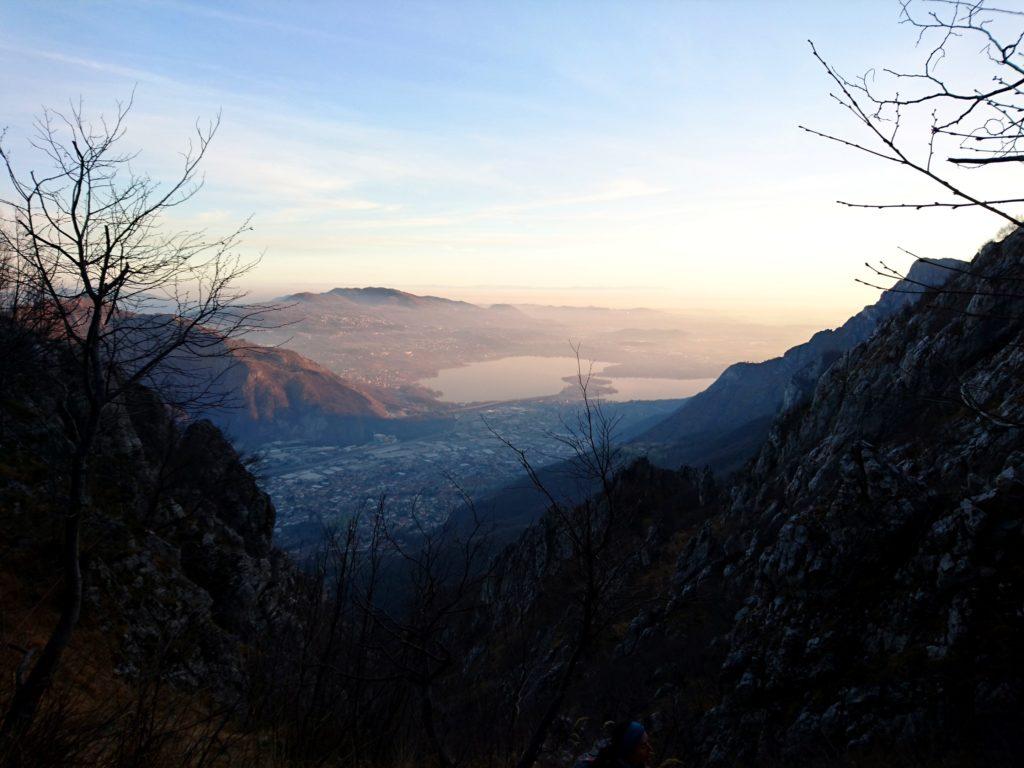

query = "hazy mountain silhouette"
[634,258,964,472]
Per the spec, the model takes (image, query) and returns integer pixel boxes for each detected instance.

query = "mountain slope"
[0,343,293,707]
[207,342,398,443]
[463,234,1024,766]
[282,286,475,311]
[635,258,963,472]
[153,333,440,445]
[670,234,1024,764]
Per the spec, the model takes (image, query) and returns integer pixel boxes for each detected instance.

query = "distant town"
[259,397,679,552]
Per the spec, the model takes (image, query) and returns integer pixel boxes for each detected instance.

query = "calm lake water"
[419,356,715,404]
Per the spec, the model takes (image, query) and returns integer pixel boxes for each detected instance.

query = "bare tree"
[800,0,1024,300]
[802,0,1024,226]
[239,487,494,768]
[0,199,57,406]
[488,347,632,768]
[803,1,1024,429]
[0,99,272,738]
[352,490,493,768]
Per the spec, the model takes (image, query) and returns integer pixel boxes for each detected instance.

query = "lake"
[418,355,715,403]
[599,375,716,402]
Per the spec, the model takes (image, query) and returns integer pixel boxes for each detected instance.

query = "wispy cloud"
[483,179,671,215]
[4,0,991,325]
[142,0,352,44]
[0,42,181,88]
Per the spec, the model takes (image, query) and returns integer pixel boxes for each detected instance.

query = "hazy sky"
[0,1,1015,325]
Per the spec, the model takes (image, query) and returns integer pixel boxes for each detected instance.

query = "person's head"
[600,720,652,767]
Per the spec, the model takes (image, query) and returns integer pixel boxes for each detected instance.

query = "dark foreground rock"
[0,359,293,696]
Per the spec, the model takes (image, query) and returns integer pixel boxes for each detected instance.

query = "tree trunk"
[420,683,454,768]
[1,447,87,741]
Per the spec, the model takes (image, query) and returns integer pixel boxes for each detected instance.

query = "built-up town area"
[259,397,680,552]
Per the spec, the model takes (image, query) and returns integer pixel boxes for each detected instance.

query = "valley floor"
[258,397,681,552]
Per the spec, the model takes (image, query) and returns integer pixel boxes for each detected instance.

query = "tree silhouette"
[0,98,273,739]
[803,0,1024,226]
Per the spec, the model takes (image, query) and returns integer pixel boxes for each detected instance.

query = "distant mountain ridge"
[283,286,476,310]
[636,258,965,472]
[141,326,443,445]
[258,286,560,386]
[278,286,535,323]
[326,287,474,309]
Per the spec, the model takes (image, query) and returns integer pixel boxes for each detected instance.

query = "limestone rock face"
[469,235,1024,765]
[171,419,276,558]
[663,234,1024,764]
[0,362,293,695]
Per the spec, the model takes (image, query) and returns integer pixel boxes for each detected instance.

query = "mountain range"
[255,285,817,391]
[455,230,1024,766]
[634,258,965,472]
[2,231,1021,766]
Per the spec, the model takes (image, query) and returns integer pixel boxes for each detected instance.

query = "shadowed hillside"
[455,231,1024,766]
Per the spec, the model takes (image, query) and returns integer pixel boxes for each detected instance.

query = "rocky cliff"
[672,235,1024,764]
[468,235,1023,766]
[0,343,292,698]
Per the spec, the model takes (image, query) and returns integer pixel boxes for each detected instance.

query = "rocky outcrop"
[622,235,1024,764]
[0,354,293,694]
[666,235,1024,764]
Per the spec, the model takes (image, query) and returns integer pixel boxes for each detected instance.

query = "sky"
[0,0,1017,326]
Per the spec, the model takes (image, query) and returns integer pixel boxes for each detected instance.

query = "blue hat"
[619,721,645,757]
